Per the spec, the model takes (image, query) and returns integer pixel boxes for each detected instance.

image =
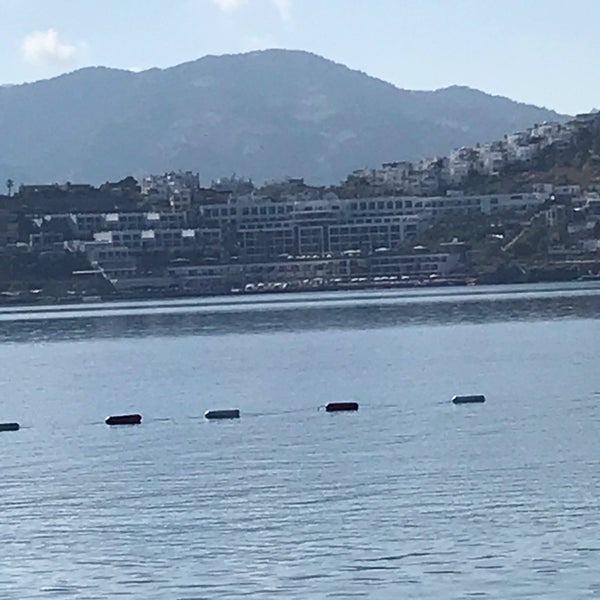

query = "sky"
[0,0,598,115]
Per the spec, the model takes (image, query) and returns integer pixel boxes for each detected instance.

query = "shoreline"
[1,275,598,310]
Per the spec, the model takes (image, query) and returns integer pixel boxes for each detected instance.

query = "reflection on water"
[2,282,600,343]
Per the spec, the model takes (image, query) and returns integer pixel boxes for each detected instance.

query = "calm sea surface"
[1,283,600,599]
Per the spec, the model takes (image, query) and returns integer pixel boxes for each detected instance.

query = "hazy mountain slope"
[0,49,567,186]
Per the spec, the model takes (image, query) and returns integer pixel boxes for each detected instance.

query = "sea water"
[1,283,600,599]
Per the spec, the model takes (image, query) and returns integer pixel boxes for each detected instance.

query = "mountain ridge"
[0,49,568,186]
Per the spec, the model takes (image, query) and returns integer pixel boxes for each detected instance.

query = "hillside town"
[1,111,600,304]
[345,112,599,195]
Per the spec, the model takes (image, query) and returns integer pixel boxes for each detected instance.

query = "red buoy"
[0,422,20,432]
[204,409,240,420]
[105,413,142,425]
[452,395,486,405]
[325,402,359,412]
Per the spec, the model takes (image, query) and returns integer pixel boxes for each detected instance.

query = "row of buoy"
[1,396,486,431]
[101,404,356,426]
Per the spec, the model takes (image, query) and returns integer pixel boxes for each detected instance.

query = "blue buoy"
[0,422,20,432]
[204,409,240,420]
[452,395,486,404]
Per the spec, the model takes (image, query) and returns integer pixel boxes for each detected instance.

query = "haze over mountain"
[0,49,568,187]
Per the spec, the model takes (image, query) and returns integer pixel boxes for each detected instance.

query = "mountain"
[0,49,568,186]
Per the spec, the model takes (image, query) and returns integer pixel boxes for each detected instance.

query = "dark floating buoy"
[325,402,359,412]
[105,413,142,425]
[204,409,240,420]
[0,422,20,432]
[452,395,486,405]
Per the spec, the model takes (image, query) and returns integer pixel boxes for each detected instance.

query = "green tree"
[6,178,14,196]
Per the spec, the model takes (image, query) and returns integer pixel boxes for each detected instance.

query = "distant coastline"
[2,114,599,303]
[3,275,599,311]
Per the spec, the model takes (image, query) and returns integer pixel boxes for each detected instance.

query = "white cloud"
[211,0,247,11]
[21,28,80,66]
[208,0,292,22]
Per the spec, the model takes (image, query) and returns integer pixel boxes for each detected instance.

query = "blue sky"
[1,0,598,115]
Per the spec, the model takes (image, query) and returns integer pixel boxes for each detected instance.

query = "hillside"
[0,49,568,186]
[456,113,600,194]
